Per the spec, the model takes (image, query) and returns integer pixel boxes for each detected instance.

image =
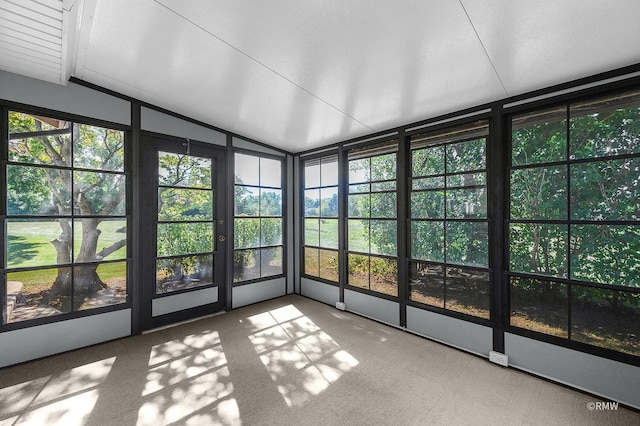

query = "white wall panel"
[344,290,399,326]
[141,106,226,145]
[0,309,131,368]
[300,278,339,306]
[152,287,219,317]
[232,278,286,309]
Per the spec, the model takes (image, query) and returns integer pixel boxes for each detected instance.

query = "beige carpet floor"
[0,294,638,425]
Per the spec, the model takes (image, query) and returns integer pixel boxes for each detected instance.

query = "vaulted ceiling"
[2,0,640,152]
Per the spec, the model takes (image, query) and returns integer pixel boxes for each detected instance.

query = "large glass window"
[234,153,283,282]
[303,155,339,282]
[408,122,490,319]
[347,142,398,297]
[509,90,640,356]
[3,112,127,324]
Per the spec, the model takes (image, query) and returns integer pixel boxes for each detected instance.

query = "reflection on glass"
[570,225,640,287]
[412,146,444,177]
[348,219,369,253]
[319,219,339,249]
[510,277,568,338]
[77,262,127,309]
[74,171,126,216]
[304,159,321,188]
[571,285,640,355]
[446,222,488,267]
[156,255,212,294]
[234,249,260,282]
[7,219,71,268]
[509,223,567,277]
[510,166,567,220]
[305,219,319,247]
[160,187,212,221]
[445,267,490,319]
[75,125,125,171]
[261,247,283,277]
[235,153,259,185]
[233,218,260,249]
[570,157,640,221]
[260,188,282,216]
[260,158,282,188]
[7,165,71,215]
[304,247,319,277]
[235,186,259,216]
[348,194,370,218]
[411,191,444,219]
[409,262,444,308]
[446,139,485,173]
[370,220,397,256]
[159,152,211,188]
[261,218,282,246]
[75,219,127,262]
[6,268,71,323]
[349,159,369,183]
[321,157,339,187]
[157,222,213,256]
[319,249,339,282]
[411,221,444,262]
[511,107,567,166]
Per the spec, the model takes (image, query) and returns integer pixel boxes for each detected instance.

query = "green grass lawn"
[304,218,369,251]
[8,262,127,292]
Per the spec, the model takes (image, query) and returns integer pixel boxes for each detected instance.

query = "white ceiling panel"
[461,0,640,96]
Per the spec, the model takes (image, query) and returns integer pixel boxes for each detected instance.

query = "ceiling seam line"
[152,0,373,131]
[458,0,510,98]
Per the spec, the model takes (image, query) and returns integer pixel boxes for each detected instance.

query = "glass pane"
[348,219,369,253]
[512,107,567,166]
[571,225,640,287]
[261,247,283,277]
[412,176,444,190]
[319,249,339,282]
[260,158,281,188]
[446,172,486,188]
[233,218,260,249]
[409,262,444,308]
[571,286,640,356]
[157,222,213,256]
[348,254,369,290]
[446,139,486,173]
[371,154,396,181]
[304,218,319,247]
[447,188,487,219]
[348,158,369,183]
[235,186,259,216]
[348,194,370,218]
[160,187,212,221]
[509,223,567,277]
[76,262,127,310]
[261,218,282,246]
[412,146,444,177]
[233,249,260,282]
[74,171,126,216]
[370,220,397,256]
[570,91,640,159]
[159,152,211,188]
[371,192,396,218]
[304,189,320,216]
[446,222,488,267]
[510,277,568,338]
[320,187,338,217]
[235,153,259,185]
[74,219,126,262]
[261,188,282,216]
[321,157,339,186]
[349,183,370,193]
[7,165,71,215]
[411,221,444,262]
[319,219,339,249]
[445,267,490,319]
[6,268,71,323]
[74,125,125,171]
[510,166,567,220]
[371,181,396,192]
[304,247,319,277]
[156,255,213,294]
[304,159,321,188]
[7,219,71,268]
[8,112,71,166]
[370,256,398,297]
[570,157,640,221]
[411,191,444,219]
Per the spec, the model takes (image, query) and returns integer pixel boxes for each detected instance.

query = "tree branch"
[96,238,126,259]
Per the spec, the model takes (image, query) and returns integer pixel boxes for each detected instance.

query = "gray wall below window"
[232,278,286,309]
[301,278,340,306]
[141,107,226,145]
[232,137,285,156]
[152,287,219,317]
[505,333,640,409]
[0,309,131,368]
[344,289,400,326]
[406,306,492,357]
[0,71,131,125]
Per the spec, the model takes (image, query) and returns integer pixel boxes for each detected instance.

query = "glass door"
[140,135,226,330]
